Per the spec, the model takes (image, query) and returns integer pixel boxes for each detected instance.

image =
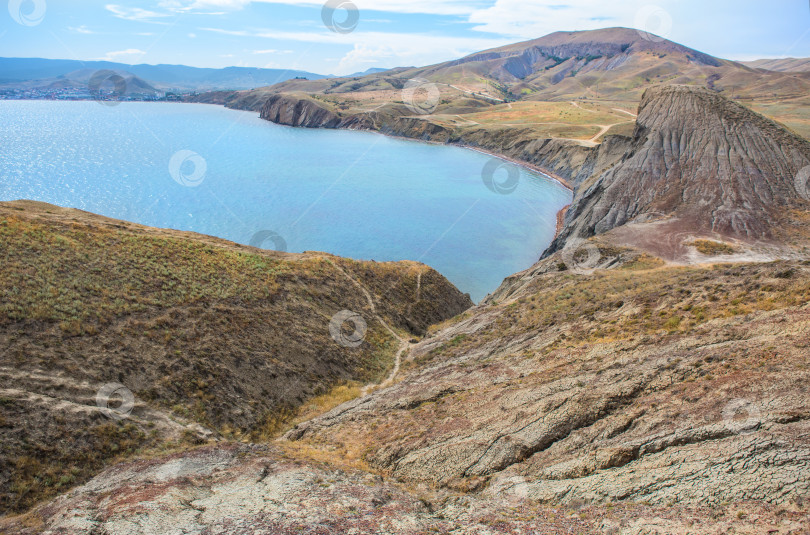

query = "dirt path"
[570,101,596,113]
[443,83,504,103]
[0,366,209,440]
[327,261,410,395]
[589,124,613,143]
[569,101,635,142]
[612,107,637,118]
[454,114,480,126]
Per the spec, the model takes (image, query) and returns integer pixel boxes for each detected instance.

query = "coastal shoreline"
[73,93,579,194]
[461,145,574,191]
[268,116,577,193]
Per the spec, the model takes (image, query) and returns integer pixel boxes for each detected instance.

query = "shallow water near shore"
[0,100,571,301]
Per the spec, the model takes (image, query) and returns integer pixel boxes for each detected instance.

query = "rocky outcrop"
[456,127,631,189]
[546,85,810,255]
[260,93,342,127]
[340,111,455,142]
[6,443,808,534]
[283,259,810,508]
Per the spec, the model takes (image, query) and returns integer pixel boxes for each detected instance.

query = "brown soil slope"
[0,200,471,513]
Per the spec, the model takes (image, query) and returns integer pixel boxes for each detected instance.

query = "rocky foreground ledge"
[3,443,807,534]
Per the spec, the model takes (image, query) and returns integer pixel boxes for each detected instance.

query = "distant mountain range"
[343,67,390,77]
[0,57,327,93]
[242,28,810,107]
[742,57,810,73]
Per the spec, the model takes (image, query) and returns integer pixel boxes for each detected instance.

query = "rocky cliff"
[258,92,616,189]
[260,93,342,128]
[545,85,810,257]
[284,258,810,508]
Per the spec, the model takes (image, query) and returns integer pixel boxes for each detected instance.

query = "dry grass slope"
[0,200,471,513]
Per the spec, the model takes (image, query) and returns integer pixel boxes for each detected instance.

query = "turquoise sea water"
[0,101,571,302]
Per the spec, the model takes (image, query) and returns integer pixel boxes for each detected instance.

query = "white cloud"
[202,27,506,50]
[337,43,393,71]
[105,4,173,23]
[253,48,295,54]
[467,0,676,39]
[185,0,679,40]
[159,0,234,12]
[161,0,487,16]
[201,26,510,73]
[97,49,148,62]
[68,25,95,34]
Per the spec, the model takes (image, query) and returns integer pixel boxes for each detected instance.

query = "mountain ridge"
[743,57,810,73]
[0,57,326,92]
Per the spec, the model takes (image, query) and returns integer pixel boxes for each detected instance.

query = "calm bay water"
[0,101,571,302]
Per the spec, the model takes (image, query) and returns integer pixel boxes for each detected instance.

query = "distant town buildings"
[0,87,191,102]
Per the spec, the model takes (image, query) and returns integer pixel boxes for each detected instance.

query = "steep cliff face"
[257,92,611,189]
[340,111,455,142]
[546,85,810,255]
[456,128,631,189]
[260,93,342,128]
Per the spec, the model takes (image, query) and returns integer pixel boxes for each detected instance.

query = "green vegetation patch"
[688,240,737,256]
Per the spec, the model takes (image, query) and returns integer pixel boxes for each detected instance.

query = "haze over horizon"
[3,0,810,76]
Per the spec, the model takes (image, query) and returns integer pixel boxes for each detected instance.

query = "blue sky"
[3,0,810,75]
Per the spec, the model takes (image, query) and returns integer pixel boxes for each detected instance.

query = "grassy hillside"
[0,200,471,513]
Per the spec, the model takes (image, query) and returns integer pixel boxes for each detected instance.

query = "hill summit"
[548,84,810,258]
